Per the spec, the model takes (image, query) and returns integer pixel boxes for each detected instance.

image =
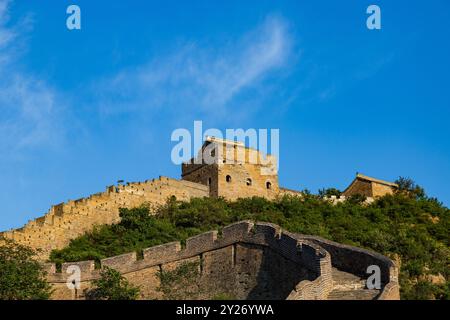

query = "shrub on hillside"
[86,267,139,300]
[0,240,52,300]
[50,180,449,300]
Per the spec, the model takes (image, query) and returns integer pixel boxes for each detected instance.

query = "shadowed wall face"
[50,242,314,300]
[0,177,209,260]
[45,221,399,300]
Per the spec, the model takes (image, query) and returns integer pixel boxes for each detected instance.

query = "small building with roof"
[342,173,398,198]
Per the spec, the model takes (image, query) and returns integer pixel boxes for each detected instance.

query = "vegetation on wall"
[212,293,236,300]
[157,261,202,299]
[86,267,140,300]
[49,178,449,300]
[0,240,52,300]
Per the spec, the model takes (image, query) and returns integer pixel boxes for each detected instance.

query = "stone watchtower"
[181,136,279,200]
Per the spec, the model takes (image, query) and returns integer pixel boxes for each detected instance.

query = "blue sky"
[0,0,449,231]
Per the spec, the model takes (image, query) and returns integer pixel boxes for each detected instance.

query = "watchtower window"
[246,178,252,186]
[266,181,272,189]
[226,175,232,183]
[207,177,212,186]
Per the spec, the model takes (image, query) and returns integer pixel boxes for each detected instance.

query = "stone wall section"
[371,183,395,197]
[0,177,209,260]
[42,221,398,300]
[297,234,400,299]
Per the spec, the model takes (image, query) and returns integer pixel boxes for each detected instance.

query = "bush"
[50,185,449,300]
[395,177,426,199]
[157,262,201,299]
[0,240,52,300]
[86,267,139,300]
[318,188,342,197]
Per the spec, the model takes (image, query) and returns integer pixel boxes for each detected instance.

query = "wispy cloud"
[0,76,62,151]
[0,0,16,65]
[0,0,63,156]
[0,3,294,159]
[94,16,293,119]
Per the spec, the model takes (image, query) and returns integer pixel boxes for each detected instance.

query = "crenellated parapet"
[41,221,398,300]
[1,176,209,260]
[45,221,326,282]
[295,234,400,299]
[46,221,310,280]
[42,221,398,300]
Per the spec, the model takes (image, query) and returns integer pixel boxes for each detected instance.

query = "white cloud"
[95,16,293,118]
[0,0,63,156]
[0,75,62,150]
[0,6,293,157]
[0,0,15,61]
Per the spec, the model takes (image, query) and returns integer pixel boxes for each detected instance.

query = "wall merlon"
[143,241,181,263]
[222,220,254,241]
[185,231,218,253]
[248,222,281,245]
[101,252,137,272]
[62,260,95,274]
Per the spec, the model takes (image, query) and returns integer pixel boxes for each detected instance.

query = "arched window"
[246,178,252,186]
[266,181,272,190]
[226,175,232,183]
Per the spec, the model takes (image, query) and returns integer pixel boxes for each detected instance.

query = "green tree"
[395,177,426,199]
[157,261,201,299]
[50,184,450,300]
[346,193,367,204]
[318,188,342,197]
[86,267,139,300]
[0,240,52,300]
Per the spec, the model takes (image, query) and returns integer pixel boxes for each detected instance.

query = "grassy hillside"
[50,185,449,300]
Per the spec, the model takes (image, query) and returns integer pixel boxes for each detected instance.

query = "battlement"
[2,176,209,259]
[45,221,326,279]
[43,221,399,300]
[0,138,403,300]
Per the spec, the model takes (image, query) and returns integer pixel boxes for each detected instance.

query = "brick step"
[328,267,380,300]
[327,289,380,300]
[331,268,366,290]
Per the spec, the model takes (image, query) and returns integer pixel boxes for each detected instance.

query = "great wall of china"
[43,221,400,300]
[0,177,209,260]
[0,138,401,300]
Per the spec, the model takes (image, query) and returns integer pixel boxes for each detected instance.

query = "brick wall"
[45,221,335,300]
[297,234,400,299]
[0,177,209,260]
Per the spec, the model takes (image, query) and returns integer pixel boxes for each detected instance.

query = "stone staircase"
[326,268,380,300]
